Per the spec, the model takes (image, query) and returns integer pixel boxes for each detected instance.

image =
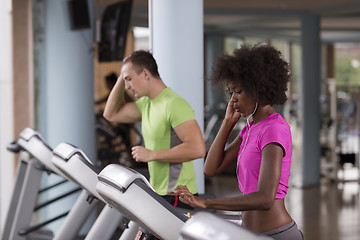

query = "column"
[301,14,321,186]
[40,0,96,232]
[150,0,205,193]
[45,0,95,156]
[205,34,225,108]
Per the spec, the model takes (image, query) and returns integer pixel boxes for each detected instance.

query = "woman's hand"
[224,101,241,125]
[170,185,207,209]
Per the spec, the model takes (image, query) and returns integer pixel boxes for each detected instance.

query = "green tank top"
[136,88,198,195]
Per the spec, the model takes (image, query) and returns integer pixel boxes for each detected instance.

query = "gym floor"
[205,165,360,240]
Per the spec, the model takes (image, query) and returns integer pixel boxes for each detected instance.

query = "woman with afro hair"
[172,44,303,239]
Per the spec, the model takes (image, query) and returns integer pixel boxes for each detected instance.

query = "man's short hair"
[123,50,160,78]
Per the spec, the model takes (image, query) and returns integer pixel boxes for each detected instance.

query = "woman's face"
[227,81,257,118]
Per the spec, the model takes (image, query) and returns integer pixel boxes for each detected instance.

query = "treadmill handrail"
[16,128,64,176]
[52,143,101,174]
[97,164,155,192]
[19,128,52,151]
[180,211,272,240]
[132,178,189,222]
[53,143,92,164]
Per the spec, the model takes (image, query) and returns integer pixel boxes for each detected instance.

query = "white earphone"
[236,101,258,189]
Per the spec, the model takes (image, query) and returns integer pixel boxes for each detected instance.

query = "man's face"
[121,63,146,99]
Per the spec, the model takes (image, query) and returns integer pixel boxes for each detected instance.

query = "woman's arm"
[203,122,242,176]
[174,143,284,211]
[203,101,242,176]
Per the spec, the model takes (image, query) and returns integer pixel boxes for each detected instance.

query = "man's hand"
[131,146,154,162]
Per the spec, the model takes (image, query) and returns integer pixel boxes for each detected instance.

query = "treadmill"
[96,163,190,240]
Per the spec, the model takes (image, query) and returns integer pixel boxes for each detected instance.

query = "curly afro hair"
[211,44,291,106]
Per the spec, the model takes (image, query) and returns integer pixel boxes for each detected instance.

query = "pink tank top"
[237,113,292,199]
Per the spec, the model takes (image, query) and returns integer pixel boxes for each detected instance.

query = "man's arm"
[131,120,205,163]
[103,76,141,123]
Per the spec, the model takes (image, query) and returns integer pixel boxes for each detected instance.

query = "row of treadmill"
[2,128,271,240]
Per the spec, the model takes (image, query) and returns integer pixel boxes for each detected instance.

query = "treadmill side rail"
[180,212,272,240]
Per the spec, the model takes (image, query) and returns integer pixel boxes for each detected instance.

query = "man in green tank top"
[103,50,205,208]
